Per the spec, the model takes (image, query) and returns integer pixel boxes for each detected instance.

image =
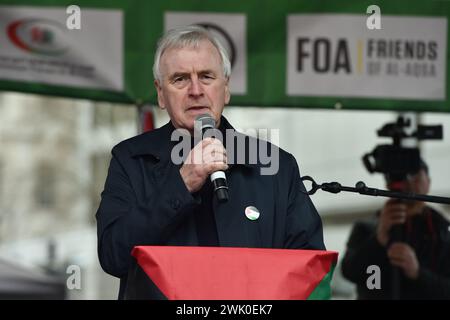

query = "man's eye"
[201,74,214,80]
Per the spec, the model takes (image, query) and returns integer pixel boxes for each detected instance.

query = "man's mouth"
[187,106,209,111]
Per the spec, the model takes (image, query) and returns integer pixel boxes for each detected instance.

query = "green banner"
[0,0,449,112]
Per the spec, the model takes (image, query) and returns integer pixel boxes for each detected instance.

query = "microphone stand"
[301,176,450,300]
[389,224,402,300]
[301,176,450,204]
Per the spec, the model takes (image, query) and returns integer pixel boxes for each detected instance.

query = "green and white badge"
[245,206,260,221]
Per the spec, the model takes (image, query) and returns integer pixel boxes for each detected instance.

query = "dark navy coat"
[96,117,325,298]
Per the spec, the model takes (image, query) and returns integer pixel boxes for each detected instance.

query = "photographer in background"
[341,159,450,299]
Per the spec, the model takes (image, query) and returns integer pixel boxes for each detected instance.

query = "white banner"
[0,6,123,91]
[287,14,447,100]
[165,12,247,95]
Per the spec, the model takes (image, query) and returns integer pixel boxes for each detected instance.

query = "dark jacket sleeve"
[283,153,325,250]
[96,145,197,278]
[413,267,450,299]
[341,221,389,284]
[411,220,450,299]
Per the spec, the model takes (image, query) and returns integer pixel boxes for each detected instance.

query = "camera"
[363,116,442,183]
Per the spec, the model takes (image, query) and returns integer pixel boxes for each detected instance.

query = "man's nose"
[188,77,204,97]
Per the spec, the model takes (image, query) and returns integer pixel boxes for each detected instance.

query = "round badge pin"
[245,206,260,221]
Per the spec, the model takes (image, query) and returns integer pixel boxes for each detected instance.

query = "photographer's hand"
[376,199,407,246]
[388,242,419,279]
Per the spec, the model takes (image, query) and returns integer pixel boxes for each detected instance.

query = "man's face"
[406,169,430,196]
[155,40,230,133]
[387,169,431,215]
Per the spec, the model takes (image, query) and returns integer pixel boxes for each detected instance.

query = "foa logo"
[7,19,69,55]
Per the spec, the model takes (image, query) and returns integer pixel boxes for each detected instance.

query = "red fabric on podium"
[131,246,338,300]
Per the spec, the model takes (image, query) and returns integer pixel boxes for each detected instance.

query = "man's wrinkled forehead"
[159,40,223,77]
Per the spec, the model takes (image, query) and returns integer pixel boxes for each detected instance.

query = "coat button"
[155,168,163,178]
[171,199,181,210]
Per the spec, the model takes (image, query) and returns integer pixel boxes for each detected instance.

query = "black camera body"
[363,116,442,183]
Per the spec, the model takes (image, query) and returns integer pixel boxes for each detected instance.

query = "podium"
[125,246,338,300]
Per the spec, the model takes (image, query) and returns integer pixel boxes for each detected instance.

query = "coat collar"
[128,116,258,169]
[128,120,173,159]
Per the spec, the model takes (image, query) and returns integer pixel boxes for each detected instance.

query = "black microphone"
[196,114,229,203]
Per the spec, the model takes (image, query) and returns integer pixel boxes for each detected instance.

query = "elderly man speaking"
[96,25,325,299]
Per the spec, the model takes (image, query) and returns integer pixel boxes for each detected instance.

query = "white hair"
[153,25,232,82]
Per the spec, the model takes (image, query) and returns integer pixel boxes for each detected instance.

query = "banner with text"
[0,0,449,112]
[287,14,446,100]
[0,6,123,91]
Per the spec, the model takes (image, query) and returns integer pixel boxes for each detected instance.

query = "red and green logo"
[7,18,69,56]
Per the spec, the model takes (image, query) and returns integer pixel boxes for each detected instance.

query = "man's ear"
[154,80,166,110]
[224,78,231,105]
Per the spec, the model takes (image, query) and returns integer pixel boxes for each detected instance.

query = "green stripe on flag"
[307,264,336,300]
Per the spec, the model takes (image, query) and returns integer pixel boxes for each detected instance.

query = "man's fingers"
[388,250,403,259]
[383,204,407,216]
[184,138,228,183]
[203,142,227,163]
[389,258,407,269]
[206,162,228,174]
[203,151,228,164]
[388,252,406,263]
[206,145,227,158]
[188,142,226,164]
[202,137,224,148]
[388,253,409,266]
[387,210,406,224]
[388,207,407,215]
[390,217,406,225]
[388,203,407,210]
[388,243,409,257]
[385,207,407,218]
